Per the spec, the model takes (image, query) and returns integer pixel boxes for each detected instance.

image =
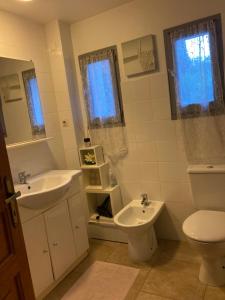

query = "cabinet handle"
[53,242,58,246]
[43,249,48,254]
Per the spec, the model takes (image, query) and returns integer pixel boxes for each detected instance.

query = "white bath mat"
[62,261,139,300]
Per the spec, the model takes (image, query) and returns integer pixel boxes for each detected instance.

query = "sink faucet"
[18,171,31,184]
[141,193,150,207]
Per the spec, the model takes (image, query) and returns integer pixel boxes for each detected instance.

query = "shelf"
[6,137,53,150]
[81,162,108,169]
[85,185,119,194]
[85,185,104,190]
[88,213,114,226]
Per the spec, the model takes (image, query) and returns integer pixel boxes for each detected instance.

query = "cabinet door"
[45,201,76,280]
[68,193,89,257]
[22,215,54,298]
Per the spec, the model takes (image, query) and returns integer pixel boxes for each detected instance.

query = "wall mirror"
[0,57,46,146]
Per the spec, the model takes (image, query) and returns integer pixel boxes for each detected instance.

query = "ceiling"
[0,0,133,24]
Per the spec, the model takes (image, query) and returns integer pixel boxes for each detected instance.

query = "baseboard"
[88,223,128,243]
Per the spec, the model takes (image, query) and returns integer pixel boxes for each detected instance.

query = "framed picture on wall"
[122,34,158,77]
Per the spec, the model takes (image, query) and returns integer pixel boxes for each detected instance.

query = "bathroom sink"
[15,170,81,209]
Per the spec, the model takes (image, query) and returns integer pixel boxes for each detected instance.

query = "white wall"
[71,0,225,239]
[0,10,66,182]
[45,20,83,170]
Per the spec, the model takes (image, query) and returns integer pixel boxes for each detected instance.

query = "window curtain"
[22,69,46,138]
[169,19,225,163]
[79,48,128,163]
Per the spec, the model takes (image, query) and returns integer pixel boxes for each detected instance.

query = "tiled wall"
[119,74,194,240]
[0,10,66,181]
[70,0,225,239]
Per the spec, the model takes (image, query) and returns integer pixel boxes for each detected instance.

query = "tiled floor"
[44,239,225,300]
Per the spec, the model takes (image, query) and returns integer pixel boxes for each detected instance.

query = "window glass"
[175,32,214,108]
[87,59,117,120]
[22,68,45,136]
[28,77,44,126]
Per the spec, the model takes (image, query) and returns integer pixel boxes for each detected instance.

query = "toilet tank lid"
[187,165,225,174]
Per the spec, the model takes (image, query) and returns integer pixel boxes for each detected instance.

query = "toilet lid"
[183,210,225,243]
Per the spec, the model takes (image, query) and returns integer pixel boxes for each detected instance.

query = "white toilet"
[183,165,225,286]
[114,197,164,262]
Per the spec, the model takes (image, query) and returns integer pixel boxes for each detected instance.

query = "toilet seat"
[183,210,225,243]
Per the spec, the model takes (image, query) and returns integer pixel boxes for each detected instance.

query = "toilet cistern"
[141,193,150,207]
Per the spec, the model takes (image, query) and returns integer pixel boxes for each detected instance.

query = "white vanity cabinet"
[20,175,89,299]
[68,193,89,257]
[22,215,54,297]
[44,200,77,280]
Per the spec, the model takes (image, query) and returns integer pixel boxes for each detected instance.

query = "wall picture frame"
[122,34,158,77]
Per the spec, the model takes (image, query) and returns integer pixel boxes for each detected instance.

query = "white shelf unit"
[80,145,126,242]
[86,185,127,243]
[81,163,109,189]
[79,145,104,166]
[86,185,122,221]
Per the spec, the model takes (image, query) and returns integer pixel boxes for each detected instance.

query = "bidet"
[114,199,164,262]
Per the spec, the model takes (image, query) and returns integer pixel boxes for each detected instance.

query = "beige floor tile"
[44,268,81,299]
[88,238,119,261]
[142,256,206,300]
[125,269,150,300]
[159,239,201,264]
[136,291,173,300]
[43,292,60,300]
[204,286,225,300]
[106,242,160,269]
[45,239,206,300]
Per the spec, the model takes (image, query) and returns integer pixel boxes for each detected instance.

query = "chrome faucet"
[18,171,30,184]
[141,193,150,207]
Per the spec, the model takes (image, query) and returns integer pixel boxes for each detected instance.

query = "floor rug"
[62,261,139,300]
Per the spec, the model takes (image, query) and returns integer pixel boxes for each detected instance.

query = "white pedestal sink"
[15,170,81,209]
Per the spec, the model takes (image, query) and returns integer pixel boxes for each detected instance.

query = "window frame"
[79,45,125,129]
[164,14,225,120]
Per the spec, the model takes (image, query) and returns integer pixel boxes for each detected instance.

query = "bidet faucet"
[141,193,150,207]
[18,171,30,184]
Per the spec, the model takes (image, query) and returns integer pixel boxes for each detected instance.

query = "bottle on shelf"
[84,137,91,147]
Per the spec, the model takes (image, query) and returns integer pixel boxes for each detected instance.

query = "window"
[164,14,224,119]
[22,69,45,136]
[79,46,124,128]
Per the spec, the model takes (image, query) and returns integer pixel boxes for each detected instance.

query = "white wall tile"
[136,142,158,162]
[117,161,141,182]
[152,98,171,120]
[150,73,169,99]
[135,121,157,142]
[120,181,142,205]
[121,76,151,102]
[159,162,188,182]
[139,162,159,181]
[156,141,185,162]
[152,120,176,141]
[160,181,194,203]
[139,180,161,200]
